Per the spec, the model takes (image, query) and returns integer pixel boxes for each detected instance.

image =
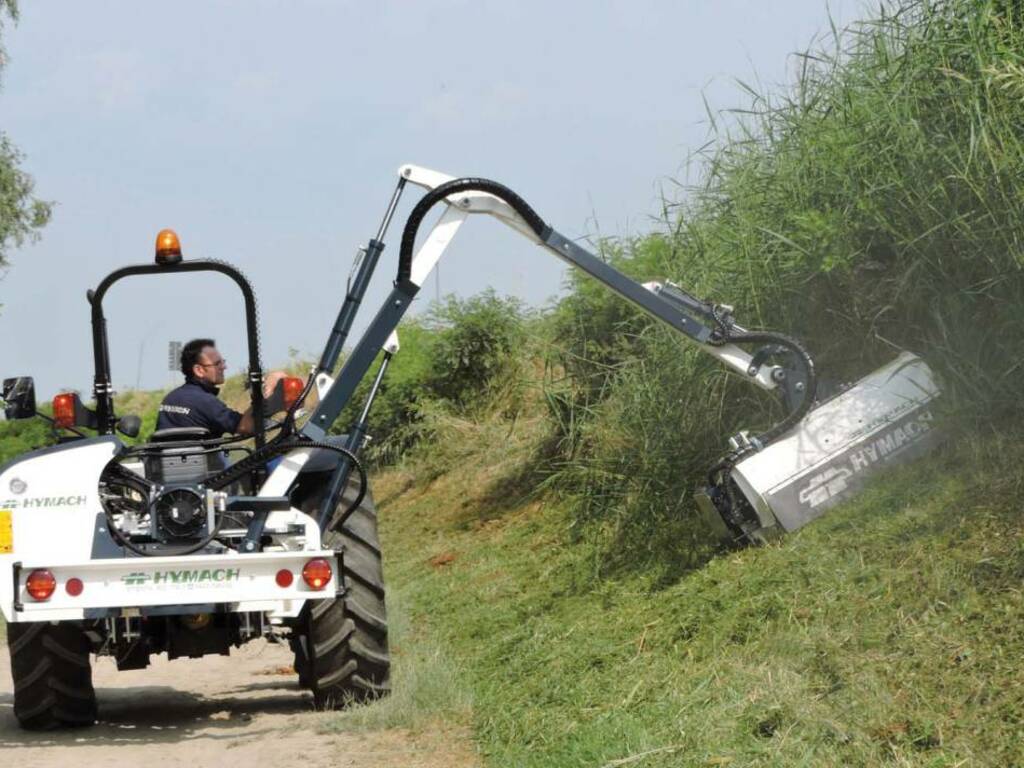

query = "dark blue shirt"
[156,379,242,438]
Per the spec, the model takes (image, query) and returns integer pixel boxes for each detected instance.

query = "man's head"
[181,338,227,386]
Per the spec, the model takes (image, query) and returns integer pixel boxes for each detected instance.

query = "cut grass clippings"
[376,431,1024,767]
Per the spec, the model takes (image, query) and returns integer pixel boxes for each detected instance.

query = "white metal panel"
[707,343,778,391]
[401,163,542,244]
[0,439,122,616]
[8,550,337,622]
[408,205,470,287]
[261,448,317,496]
[400,163,455,189]
[733,352,940,531]
[315,371,334,399]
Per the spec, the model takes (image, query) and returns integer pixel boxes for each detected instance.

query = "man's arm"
[235,371,289,435]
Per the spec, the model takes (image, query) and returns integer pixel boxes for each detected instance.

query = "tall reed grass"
[543,0,1024,581]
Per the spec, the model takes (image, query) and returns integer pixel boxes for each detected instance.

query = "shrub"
[425,290,526,408]
[0,416,54,465]
[333,291,528,464]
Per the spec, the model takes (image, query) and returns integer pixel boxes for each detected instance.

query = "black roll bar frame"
[88,260,267,449]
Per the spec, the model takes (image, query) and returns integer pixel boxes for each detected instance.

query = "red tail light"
[65,577,84,597]
[52,393,76,429]
[275,569,294,588]
[302,558,332,590]
[282,377,305,409]
[26,569,57,601]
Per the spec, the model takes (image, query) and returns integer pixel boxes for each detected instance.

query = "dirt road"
[0,640,478,768]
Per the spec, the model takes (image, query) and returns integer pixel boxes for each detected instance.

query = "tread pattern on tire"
[291,476,390,708]
[7,621,98,730]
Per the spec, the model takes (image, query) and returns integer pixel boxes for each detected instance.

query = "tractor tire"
[7,621,98,730]
[292,476,390,708]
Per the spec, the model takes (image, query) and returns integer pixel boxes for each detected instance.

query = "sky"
[0,0,858,398]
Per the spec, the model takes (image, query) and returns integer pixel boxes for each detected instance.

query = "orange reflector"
[282,377,305,409]
[155,228,182,265]
[302,558,332,591]
[275,569,294,588]
[65,577,84,597]
[52,393,76,429]
[26,569,57,601]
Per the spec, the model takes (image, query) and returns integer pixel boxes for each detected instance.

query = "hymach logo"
[0,495,89,509]
[798,467,853,509]
[119,568,242,589]
[796,410,935,511]
[122,572,151,587]
[153,568,241,585]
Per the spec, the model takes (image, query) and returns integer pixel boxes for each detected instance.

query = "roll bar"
[88,260,267,447]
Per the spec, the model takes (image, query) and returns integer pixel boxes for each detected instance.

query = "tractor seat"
[150,427,212,443]
[144,428,224,485]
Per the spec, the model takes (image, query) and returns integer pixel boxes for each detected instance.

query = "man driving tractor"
[157,338,287,437]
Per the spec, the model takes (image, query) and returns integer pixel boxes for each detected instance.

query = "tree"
[0,0,51,271]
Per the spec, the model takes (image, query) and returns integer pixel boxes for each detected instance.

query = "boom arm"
[397,165,784,389]
[301,165,815,444]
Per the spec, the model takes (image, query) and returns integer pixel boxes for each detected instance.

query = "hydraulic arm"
[304,166,816,444]
[293,165,818,537]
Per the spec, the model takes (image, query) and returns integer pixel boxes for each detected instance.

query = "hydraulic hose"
[205,435,369,525]
[398,178,548,284]
[710,329,817,447]
[206,436,366,498]
[398,175,816,449]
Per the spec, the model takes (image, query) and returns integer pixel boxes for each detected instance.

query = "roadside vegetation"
[0,0,51,270]
[341,0,1024,764]
[0,0,51,464]
[4,0,1023,763]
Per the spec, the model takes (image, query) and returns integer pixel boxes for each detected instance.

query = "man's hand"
[262,370,289,398]
[237,371,294,435]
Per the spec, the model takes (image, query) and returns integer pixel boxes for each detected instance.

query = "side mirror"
[116,414,142,438]
[2,377,37,420]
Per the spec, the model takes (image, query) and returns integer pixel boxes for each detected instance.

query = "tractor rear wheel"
[291,476,390,708]
[7,621,98,730]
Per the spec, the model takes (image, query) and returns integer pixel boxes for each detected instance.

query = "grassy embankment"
[331,2,1024,765]
[371,426,1024,766]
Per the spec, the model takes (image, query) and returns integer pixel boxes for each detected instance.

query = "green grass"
[377,430,1024,767]
[315,591,473,734]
